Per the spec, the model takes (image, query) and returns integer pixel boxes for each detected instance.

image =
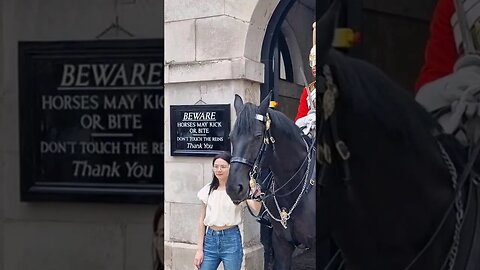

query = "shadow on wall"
[153,205,164,270]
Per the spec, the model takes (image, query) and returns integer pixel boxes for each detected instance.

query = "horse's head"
[226,93,272,203]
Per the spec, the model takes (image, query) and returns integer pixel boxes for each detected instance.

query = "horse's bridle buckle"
[335,140,350,160]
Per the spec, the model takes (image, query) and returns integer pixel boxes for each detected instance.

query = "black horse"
[316,1,480,269]
[227,93,316,269]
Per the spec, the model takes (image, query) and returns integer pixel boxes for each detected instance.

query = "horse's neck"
[333,117,455,269]
[268,133,309,188]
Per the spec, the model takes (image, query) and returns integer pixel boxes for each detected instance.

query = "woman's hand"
[193,249,204,270]
[250,184,262,199]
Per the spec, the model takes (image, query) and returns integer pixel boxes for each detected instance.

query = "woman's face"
[155,214,164,264]
[213,158,230,182]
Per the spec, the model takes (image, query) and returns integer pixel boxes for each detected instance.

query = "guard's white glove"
[416,55,480,143]
[307,90,316,111]
[295,111,316,136]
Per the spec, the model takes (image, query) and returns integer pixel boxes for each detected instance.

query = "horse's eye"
[254,133,263,138]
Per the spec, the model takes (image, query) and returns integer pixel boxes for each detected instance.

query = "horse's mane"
[269,108,305,141]
[232,102,303,141]
[232,103,257,136]
[327,49,440,147]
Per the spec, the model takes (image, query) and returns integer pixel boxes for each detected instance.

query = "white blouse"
[197,184,243,227]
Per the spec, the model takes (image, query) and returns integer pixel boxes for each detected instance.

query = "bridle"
[230,108,316,229]
[230,112,275,198]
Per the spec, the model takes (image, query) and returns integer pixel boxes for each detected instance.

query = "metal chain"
[438,142,464,270]
[262,140,312,229]
[263,156,310,227]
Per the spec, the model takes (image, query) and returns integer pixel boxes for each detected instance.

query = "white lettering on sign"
[143,94,164,109]
[182,112,216,121]
[151,142,164,154]
[59,63,163,87]
[123,142,149,154]
[79,141,121,154]
[40,141,77,154]
[72,160,121,177]
[42,95,99,110]
[126,161,153,178]
[107,114,142,129]
[104,95,138,110]
[187,142,202,149]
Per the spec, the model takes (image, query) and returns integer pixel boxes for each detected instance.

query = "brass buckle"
[335,140,350,160]
[265,113,271,130]
[323,89,335,120]
[249,178,256,190]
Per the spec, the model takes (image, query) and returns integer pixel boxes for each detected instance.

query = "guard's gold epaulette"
[308,81,316,91]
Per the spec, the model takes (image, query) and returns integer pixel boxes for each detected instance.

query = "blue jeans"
[200,226,243,270]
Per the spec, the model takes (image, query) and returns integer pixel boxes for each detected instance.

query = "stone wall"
[163,0,276,269]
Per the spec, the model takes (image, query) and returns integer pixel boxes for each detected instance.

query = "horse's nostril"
[238,184,243,194]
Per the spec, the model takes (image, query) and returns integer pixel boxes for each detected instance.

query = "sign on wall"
[170,104,230,156]
[18,39,163,203]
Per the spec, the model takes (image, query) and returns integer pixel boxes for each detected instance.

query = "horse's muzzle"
[232,200,243,205]
[226,183,249,203]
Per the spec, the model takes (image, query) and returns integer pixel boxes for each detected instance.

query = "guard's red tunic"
[415,0,458,92]
[295,88,309,121]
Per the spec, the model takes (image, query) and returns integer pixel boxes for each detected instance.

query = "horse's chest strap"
[282,222,305,248]
[457,182,480,270]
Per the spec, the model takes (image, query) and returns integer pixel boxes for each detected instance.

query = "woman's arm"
[246,199,262,216]
[194,203,207,270]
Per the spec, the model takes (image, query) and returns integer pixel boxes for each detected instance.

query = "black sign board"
[170,105,231,156]
[19,39,163,203]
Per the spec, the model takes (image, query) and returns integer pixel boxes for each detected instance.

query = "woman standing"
[193,152,261,270]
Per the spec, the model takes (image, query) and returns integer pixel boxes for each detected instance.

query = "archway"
[260,0,316,119]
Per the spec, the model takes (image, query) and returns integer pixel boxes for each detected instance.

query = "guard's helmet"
[309,22,316,68]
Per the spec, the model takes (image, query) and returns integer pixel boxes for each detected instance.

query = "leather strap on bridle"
[230,157,254,167]
[317,64,351,188]
[234,109,316,229]
[231,112,274,199]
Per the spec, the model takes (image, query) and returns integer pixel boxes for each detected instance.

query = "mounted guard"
[295,22,317,138]
[416,0,480,147]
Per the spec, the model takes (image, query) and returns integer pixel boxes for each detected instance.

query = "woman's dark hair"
[152,204,164,270]
[209,151,232,195]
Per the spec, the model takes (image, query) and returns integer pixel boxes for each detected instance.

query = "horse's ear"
[316,0,341,64]
[258,91,272,115]
[234,94,244,116]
